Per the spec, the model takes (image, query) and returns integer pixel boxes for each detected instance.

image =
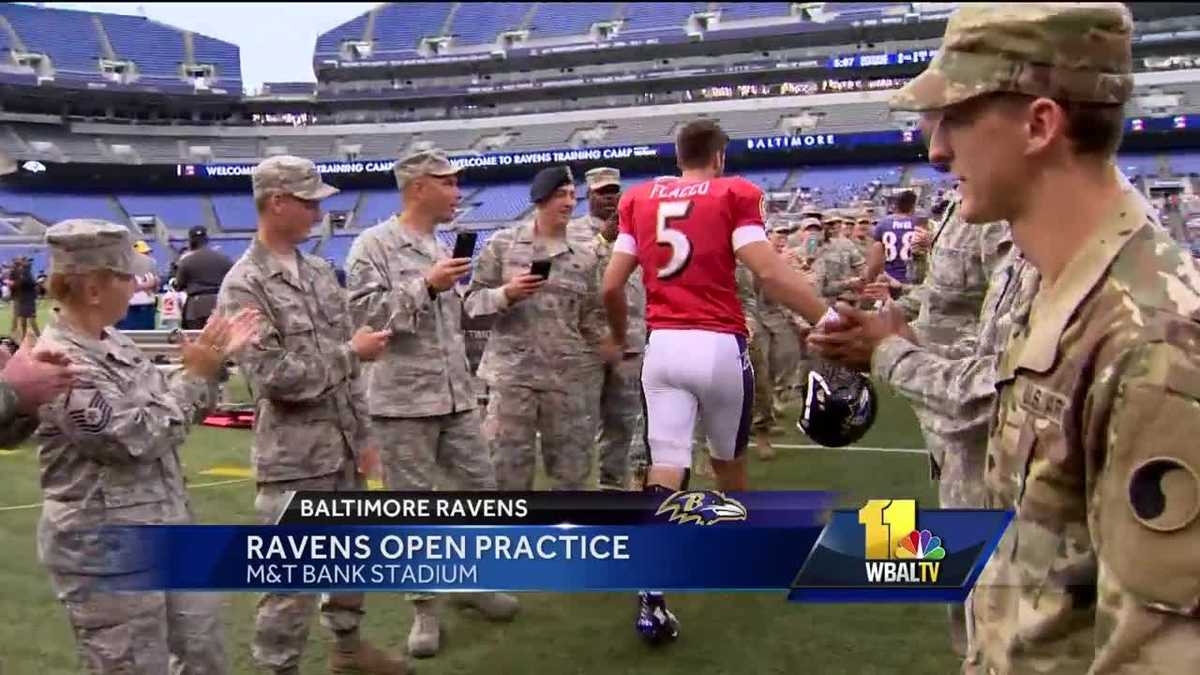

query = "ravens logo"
[655,490,748,525]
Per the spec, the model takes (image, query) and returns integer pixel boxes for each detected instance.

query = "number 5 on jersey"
[656,200,693,279]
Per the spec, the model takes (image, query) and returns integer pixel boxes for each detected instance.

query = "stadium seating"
[1,5,105,77]
[210,194,259,232]
[717,3,794,22]
[118,194,208,228]
[100,14,184,82]
[527,3,618,38]
[459,184,531,223]
[0,4,240,90]
[450,3,530,46]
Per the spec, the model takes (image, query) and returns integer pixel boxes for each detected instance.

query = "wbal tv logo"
[859,499,945,584]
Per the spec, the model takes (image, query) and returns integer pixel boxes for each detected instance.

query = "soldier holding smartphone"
[464,165,607,491]
[345,149,518,659]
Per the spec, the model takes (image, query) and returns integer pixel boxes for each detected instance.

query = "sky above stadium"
[34,2,381,93]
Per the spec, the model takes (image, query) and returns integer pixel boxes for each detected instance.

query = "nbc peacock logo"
[896,530,945,561]
[859,500,945,584]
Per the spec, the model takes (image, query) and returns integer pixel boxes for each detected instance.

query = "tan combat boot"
[329,632,411,674]
[450,592,520,621]
[407,599,441,659]
[755,431,776,461]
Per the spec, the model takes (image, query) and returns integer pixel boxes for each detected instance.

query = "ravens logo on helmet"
[796,361,877,448]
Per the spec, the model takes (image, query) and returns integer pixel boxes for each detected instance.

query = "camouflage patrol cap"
[252,155,339,201]
[45,219,135,275]
[394,148,461,190]
[801,216,823,230]
[585,167,621,191]
[890,3,1134,112]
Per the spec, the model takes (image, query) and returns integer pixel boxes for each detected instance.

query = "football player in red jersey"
[600,120,837,644]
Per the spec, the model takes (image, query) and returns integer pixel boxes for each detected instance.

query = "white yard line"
[0,445,928,512]
[774,443,927,455]
[0,477,251,513]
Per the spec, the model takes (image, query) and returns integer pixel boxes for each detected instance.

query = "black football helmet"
[796,361,877,447]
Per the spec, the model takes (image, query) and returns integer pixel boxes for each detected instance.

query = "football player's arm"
[603,192,640,346]
[732,183,830,326]
[602,251,637,349]
[1087,341,1200,669]
[463,234,511,318]
[737,242,829,327]
[865,241,885,282]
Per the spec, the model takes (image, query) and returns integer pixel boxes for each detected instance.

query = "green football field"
[0,300,959,674]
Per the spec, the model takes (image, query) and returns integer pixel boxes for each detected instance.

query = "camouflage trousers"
[374,412,497,603]
[483,384,592,491]
[48,572,227,674]
[252,462,367,671]
[929,440,988,660]
[585,354,646,490]
[748,331,774,434]
[373,412,497,492]
[760,315,802,411]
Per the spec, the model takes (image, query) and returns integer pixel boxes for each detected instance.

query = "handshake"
[805,301,916,372]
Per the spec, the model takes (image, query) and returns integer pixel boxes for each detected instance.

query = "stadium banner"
[83,491,1011,602]
[7,115,1198,190]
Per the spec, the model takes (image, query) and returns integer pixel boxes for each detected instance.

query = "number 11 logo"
[858,499,916,561]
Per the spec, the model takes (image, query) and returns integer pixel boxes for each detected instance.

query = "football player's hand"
[503,274,546,303]
[598,334,623,364]
[808,302,911,371]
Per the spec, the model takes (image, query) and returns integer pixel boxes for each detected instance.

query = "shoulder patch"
[65,388,113,435]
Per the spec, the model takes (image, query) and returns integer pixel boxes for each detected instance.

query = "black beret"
[530,165,574,204]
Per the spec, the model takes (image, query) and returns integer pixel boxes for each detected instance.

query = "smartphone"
[452,231,478,260]
[529,259,552,280]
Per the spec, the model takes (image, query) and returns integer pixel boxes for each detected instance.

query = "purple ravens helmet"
[796,361,877,448]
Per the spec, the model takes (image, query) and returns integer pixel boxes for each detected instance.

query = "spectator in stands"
[9,257,39,342]
[175,226,233,329]
[114,240,159,331]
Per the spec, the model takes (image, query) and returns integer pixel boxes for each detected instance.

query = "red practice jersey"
[616,175,767,336]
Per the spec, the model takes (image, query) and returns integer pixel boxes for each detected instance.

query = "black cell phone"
[452,231,478,260]
[529,259,552,279]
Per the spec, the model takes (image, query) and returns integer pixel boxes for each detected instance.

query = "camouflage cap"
[252,155,339,201]
[585,167,621,191]
[394,148,461,190]
[45,219,135,275]
[768,218,797,234]
[890,3,1134,112]
[801,216,824,230]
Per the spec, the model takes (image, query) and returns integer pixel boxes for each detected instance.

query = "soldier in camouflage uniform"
[0,334,74,448]
[33,219,260,675]
[757,221,806,413]
[344,149,517,659]
[891,4,1200,672]
[814,211,866,305]
[571,167,648,490]
[216,156,407,675]
[465,166,606,491]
